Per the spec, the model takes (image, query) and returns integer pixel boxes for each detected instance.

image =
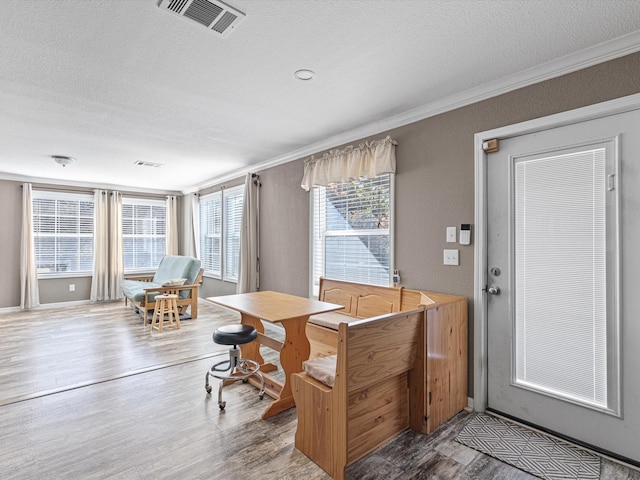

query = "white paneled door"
[485,108,640,463]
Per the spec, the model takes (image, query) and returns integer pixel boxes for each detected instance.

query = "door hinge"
[607,174,616,191]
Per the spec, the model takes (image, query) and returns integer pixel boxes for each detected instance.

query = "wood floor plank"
[0,301,637,479]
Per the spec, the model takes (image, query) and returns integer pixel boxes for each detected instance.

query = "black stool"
[205,324,264,410]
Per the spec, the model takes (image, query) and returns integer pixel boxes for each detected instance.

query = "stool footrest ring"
[205,358,265,410]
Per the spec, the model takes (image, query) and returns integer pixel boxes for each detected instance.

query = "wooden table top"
[206,291,343,323]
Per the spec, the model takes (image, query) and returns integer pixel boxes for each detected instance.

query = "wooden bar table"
[206,291,342,419]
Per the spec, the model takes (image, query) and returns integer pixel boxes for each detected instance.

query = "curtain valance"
[300,135,397,191]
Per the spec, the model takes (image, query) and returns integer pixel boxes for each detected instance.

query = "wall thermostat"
[460,224,471,245]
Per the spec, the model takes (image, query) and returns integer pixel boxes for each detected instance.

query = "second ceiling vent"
[158,0,246,38]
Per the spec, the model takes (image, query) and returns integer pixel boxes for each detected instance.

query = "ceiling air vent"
[158,0,246,38]
[134,161,164,168]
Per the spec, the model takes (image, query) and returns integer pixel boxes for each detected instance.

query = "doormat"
[456,413,600,480]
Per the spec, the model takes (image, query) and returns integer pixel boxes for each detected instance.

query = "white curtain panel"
[301,135,397,191]
[166,195,179,255]
[237,173,260,293]
[179,193,199,258]
[108,191,124,300]
[90,190,109,301]
[191,193,200,258]
[20,183,40,309]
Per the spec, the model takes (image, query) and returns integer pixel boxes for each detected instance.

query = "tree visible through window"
[312,174,392,293]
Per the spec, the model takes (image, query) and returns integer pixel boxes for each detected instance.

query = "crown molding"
[187,30,640,194]
[0,172,181,196]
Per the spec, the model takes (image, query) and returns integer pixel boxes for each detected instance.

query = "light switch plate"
[444,249,459,266]
[446,226,457,243]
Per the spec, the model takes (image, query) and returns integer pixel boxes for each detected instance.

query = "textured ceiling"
[0,0,639,193]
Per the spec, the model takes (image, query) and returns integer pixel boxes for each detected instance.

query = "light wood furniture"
[307,278,468,434]
[5,302,639,479]
[291,308,424,480]
[206,291,342,419]
[150,294,181,333]
[124,267,204,320]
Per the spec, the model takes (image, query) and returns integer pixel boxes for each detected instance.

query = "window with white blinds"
[223,185,243,282]
[32,191,94,276]
[199,185,244,282]
[122,197,166,272]
[200,191,222,277]
[513,145,619,413]
[311,175,392,294]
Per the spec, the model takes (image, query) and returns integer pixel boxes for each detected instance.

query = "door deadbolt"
[490,267,501,276]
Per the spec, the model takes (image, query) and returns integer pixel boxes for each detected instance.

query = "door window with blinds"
[122,197,166,272]
[511,142,620,414]
[311,174,392,294]
[199,185,244,282]
[32,190,94,275]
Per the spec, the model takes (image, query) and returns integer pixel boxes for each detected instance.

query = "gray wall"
[252,52,640,394]
[0,180,22,307]
[0,183,168,308]
[257,52,640,299]
[2,52,639,392]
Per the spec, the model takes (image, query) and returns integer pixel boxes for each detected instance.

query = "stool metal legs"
[205,345,265,410]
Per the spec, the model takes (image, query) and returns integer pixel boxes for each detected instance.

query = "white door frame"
[473,92,640,412]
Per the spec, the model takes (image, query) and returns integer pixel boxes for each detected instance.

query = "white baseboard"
[40,300,96,309]
[467,396,474,412]
[0,299,115,314]
[0,306,22,314]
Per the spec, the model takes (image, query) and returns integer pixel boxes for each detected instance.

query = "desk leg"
[260,315,310,419]
[240,313,265,366]
[241,314,280,404]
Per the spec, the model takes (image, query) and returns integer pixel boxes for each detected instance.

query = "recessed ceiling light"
[294,69,315,81]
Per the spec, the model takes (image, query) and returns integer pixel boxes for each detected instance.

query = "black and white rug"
[456,414,600,480]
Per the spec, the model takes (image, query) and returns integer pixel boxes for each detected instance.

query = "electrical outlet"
[69,284,75,292]
[443,249,459,266]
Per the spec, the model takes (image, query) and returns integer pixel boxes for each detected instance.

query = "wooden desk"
[206,291,342,419]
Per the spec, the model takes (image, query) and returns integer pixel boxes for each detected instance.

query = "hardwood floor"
[0,301,637,479]
[0,299,240,405]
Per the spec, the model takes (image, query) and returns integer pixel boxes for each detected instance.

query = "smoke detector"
[158,0,246,38]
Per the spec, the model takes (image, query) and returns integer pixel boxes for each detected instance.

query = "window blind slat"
[199,186,244,281]
[122,198,166,272]
[312,175,391,290]
[514,148,608,408]
[223,186,243,282]
[199,191,222,277]
[32,192,94,275]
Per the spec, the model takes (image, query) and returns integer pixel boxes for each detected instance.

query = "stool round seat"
[213,324,257,346]
[206,324,264,410]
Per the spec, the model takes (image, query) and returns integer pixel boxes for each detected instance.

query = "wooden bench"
[292,308,424,480]
[306,277,468,434]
